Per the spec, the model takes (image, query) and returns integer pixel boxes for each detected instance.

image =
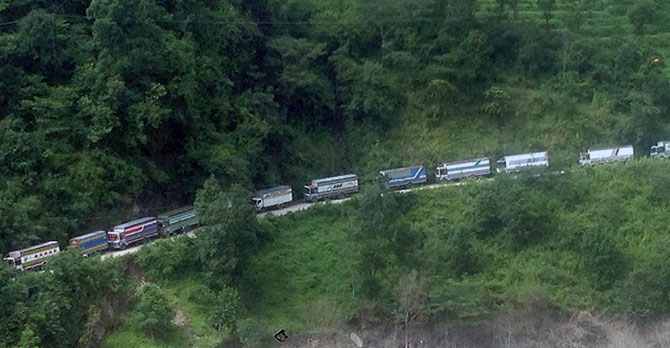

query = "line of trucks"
[4,141,668,271]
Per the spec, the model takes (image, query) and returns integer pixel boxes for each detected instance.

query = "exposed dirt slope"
[280,311,670,348]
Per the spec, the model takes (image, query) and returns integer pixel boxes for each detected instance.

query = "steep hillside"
[94,158,670,347]
[3,0,670,254]
[5,0,670,347]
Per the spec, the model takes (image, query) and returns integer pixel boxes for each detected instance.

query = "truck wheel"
[120,243,126,250]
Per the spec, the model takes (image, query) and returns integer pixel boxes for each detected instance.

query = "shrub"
[209,286,242,331]
[236,318,271,348]
[132,284,174,339]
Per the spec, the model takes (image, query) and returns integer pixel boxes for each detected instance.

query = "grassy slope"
[103,276,227,348]
[102,2,670,346]
[242,208,360,332]
[105,158,670,346]
[243,158,670,333]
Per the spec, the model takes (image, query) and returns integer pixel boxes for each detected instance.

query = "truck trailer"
[107,217,158,249]
[436,157,490,181]
[253,186,293,211]
[69,230,108,257]
[304,174,358,202]
[3,241,60,271]
[496,152,549,173]
[651,141,670,157]
[579,145,633,166]
[158,207,199,237]
[380,166,427,188]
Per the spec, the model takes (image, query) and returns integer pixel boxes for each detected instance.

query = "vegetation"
[100,158,670,347]
[241,159,670,332]
[3,0,670,255]
[4,0,670,346]
[0,250,129,348]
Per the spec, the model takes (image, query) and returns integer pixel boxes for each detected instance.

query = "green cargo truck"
[157,206,199,237]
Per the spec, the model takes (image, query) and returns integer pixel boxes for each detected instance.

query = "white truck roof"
[504,152,547,162]
[311,174,357,185]
[114,216,156,230]
[585,145,633,159]
[438,157,489,169]
[256,185,291,197]
[71,230,106,242]
[5,241,59,259]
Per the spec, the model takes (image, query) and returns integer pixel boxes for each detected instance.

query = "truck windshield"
[304,187,312,195]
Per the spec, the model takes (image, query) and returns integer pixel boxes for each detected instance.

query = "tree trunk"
[404,311,410,348]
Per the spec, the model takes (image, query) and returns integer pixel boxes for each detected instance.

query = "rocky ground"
[278,311,670,348]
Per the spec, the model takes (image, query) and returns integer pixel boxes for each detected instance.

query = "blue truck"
[68,230,108,257]
[380,165,427,189]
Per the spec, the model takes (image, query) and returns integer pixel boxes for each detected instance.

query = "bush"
[209,286,242,331]
[236,318,271,348]
[132,284,174,339]
[135,237,194,279]
[579,227,626,291]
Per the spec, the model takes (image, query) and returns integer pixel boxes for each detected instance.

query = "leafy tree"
[444,30,494,94]
[352,184,418,301]
[579,227,626,290]
[537,0,556,30]
[193,176,263,282]
[132,284,174,339]
[445,225,480,277]
[628,1,659,35]
[337,59,406,128]
[267,36,335,128]
[518,31,561,77]
[483,86,511,132]
[136,237,194,279]
[11,328,41,348]
[353,184,401,299]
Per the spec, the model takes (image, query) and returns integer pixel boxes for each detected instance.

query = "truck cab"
[579,152,590,162]
[304,185,317,202]
[252,197,263,210]
[3,256,19,268]
[495,158,506,173]
[651,141,670,157]
[106,231,123,249]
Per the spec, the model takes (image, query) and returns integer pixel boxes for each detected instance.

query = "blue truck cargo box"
[380,165,427,188]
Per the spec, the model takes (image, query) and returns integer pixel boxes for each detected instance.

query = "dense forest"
[4,0,670,346]
[3,0,670,254]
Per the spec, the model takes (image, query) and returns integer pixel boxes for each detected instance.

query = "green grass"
[241,158,670,329]
[162,276,229,347]
[103,159,670,344]
[102,276,228,348]
[102,319,191,348]
[347,85,622,181]
[241,205,360,332]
